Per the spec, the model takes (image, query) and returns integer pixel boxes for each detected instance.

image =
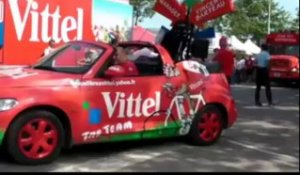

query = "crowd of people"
[209,36,274,106]
[92,25,129,44]
[42,25,130,57]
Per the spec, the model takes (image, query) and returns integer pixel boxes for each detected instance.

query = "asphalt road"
[0,84,299,172]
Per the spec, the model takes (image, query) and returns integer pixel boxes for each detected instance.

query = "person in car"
[106,47,139,77]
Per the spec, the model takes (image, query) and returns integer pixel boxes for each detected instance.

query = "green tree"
[129,0,156,26]
[291,8,299,32]
[207,0,292,42]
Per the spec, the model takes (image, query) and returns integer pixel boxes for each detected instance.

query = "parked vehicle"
[267,32,299,85]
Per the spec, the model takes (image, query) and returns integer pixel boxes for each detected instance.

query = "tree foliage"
[207,0,293,41]
[129,0,156,26]
[291,8,299,32]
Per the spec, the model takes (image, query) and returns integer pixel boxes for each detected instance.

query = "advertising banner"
[2,0,133,65]
[153,0,186,23]
[190,0,235,27]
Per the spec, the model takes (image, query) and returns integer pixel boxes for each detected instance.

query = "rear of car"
[267,32,299,85]
[269,55,299,84]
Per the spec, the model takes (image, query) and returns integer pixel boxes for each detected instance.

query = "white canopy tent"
[244,39,261,55]
[229,36,247,52]
[209,34,247,52]
[209,33,223,50]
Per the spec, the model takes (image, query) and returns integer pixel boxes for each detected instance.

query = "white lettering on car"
[81,129,102,141]
[81,121,133,141]
[102,92,161,119]
[69,79,136,88]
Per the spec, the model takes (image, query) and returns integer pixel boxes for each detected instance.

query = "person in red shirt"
[245,53,255,82]
[213,37,236,84]
[106,47,139,77]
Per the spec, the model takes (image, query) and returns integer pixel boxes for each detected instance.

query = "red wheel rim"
[198,112,222,142]
[18,119,58,160]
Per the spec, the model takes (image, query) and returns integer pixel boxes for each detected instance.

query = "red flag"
[153,0,186,23]
[190,0,235,27]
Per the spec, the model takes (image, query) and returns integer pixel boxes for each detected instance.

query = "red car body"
[0,41,237,164]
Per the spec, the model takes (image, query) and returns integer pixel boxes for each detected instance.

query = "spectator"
[235,58,245,84]
[43,39,56,56]
[245,52,255,82]
[254,44,274,107]
[207,48,219,63]
[93,25,104,42]
[108,32,119,47]
[214,36,236,84]
[103,28,110,43]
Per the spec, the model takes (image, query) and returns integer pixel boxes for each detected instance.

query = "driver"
[106,47,139,77]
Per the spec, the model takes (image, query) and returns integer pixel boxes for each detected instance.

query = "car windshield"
[269,45,299,58]
[34,42,105,74]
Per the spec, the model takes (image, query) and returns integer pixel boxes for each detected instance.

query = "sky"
[93,0,133,29]
[140,0,299,29]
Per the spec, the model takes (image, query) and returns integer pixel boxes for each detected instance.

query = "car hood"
[0,67,82,88]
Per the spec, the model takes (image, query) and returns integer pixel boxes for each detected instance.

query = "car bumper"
[227,99,238,128]
[270,71,299,81]
[0,110,17,146]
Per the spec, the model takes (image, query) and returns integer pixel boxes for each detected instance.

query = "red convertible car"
[0,41,237,165]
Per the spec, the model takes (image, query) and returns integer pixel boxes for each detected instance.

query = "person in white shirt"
[236,59,246,83]
[128,47,159,61]
[44,39,56,56]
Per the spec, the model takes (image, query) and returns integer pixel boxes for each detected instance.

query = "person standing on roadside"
[245,52,255,82]
[254,44,274,107]
[43,39,56,56]
[213,36,236,84]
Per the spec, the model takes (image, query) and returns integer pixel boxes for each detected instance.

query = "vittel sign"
[8,0,84,43]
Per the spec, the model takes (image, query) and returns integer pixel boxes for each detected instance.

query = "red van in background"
[267,32,299,85]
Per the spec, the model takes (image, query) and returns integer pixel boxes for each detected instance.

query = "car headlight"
[0,99,18,112]
[291,68,299,73]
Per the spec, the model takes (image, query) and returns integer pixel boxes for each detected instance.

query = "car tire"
[6,110,64,165]
[188,105,224,146]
